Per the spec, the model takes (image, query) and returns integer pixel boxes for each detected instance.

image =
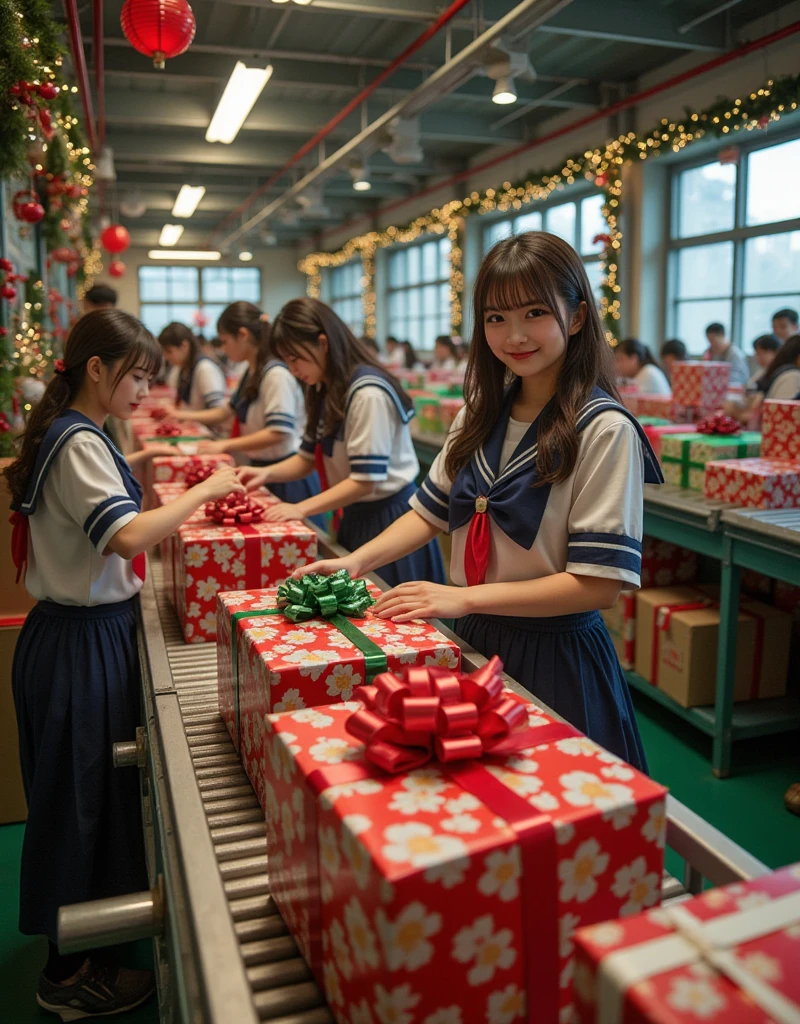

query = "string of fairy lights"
[298,71,800,344]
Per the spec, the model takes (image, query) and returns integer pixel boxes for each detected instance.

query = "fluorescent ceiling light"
[353,179,372,191]
[148,250,222,260]
[159,224,185,246]
[239,251,254,261]
[206,62,273,144]
[172,185,205,218]
[492,77,517,105]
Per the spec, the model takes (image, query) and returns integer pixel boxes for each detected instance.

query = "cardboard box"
[635,586,790,707]
[601,592,636,669]
[671,361,730,411]
[704,457,800,509]
[573,861,800,1024]
[661,433,761,491]
[0,619,28,823]
[761,398,800,461]
[262,672,667,1024]
[0,458,36,618]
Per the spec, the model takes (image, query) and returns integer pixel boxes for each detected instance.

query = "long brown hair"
[158,321,201,395]
[217,301,272,404]
[445,231,619,486]
[271,298,410,438]
[5,309,161,507]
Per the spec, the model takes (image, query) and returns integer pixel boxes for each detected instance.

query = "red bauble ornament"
[100,224,131,254]
[1,284,18,301]
[0,258,13,274]
[65,183,82,200]
[13,190,45,223]
[595,172,609,188]
[121,0,196,69]
[0,327,7,337]
[51,247,74,263]
[67,263,80,278]
[37,82,58,100]
[109,260,126,278]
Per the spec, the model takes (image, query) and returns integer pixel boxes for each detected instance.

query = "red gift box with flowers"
[671,362,730,412]
[762,399,800,462]
[152,452,234,485]
[704,458,800,510]
[642,425,698,462]
[132,418,210,445]
[174,507,317,644]
[261,659,667,1024]
[215,578,461,795]
[640,538,697,588]
[635,396,674,420]
[573,861,800,1024]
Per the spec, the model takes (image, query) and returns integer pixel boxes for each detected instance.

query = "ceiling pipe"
[317,17,800,244]
[214,0,475,237]
[62,0,99,153]
[216,0,573,246]
[94,0,105,145]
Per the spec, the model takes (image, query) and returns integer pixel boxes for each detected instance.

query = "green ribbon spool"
[228,571,382,747]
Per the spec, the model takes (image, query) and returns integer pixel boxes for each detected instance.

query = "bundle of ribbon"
[184,458,216,488]
[205,493,266,525]
[276,569,374,622]
[696,410,741,435]
[149,406,170,421]
[154,420,182,437]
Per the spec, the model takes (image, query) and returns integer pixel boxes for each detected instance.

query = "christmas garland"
[299,70,800,345]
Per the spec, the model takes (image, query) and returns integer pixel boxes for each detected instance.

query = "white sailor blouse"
[12,411,145,606]
[409,385,663,589]
[229,360,307,463]
[297,366,419,500]
[177,355,226,411]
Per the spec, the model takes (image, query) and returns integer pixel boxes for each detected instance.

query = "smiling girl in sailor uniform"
[297,233,662,770]
[6,310,243,1016]
[237,298,446,588]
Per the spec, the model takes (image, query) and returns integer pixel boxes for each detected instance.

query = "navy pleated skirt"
[12,598,148,942]
[456,609,648,773]
[338,482,447,589]
[251,460,327,531]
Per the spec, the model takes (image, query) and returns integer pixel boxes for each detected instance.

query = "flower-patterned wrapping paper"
[639,538,697,589]
[671,362,730,412]
[151,452,234,485]
[573,862,800,1024]
[661,433,761,491]
[215,585,461,790]
[131,418,211,444]
[262,693,667,1024]
[762,400,800,462]
[174,513,317,643]
[703,458,800,510]
[634,396,674,420]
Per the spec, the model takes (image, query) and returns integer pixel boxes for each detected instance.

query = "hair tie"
[259,313,270,323]
[54,359,66,374]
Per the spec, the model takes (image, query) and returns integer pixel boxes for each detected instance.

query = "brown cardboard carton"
[0,621,27,823]
[635,586,790,707]
[0,457,36,617]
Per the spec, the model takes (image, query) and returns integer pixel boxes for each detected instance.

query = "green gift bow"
[228,571,383,748]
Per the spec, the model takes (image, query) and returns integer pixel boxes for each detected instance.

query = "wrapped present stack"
[641,423,698,462]
[132,418,211,447]
[152,453,234,486]
[573,860,800,1024]
[671,361,730,421]
[634,585,790,707]
[704,399,800,510]
[260,656,668,1024]
[216,572,461,802]
[661,417,761,491]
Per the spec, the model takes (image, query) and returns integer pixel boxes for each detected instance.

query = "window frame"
[385,234,452,352]
[668,127,800,349]
[137,264,262,337]
[328,260,365,336]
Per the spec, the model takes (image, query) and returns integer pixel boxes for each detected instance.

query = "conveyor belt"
[136,553,768,1024]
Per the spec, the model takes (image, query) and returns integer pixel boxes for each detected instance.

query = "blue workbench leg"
[713,534,740,778]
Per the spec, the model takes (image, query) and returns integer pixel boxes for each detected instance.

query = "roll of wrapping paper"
[661,432,761,488]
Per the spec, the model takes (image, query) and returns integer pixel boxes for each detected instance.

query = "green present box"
[637,416,671,427]
[413,393,442,434]
[661,432,761,490]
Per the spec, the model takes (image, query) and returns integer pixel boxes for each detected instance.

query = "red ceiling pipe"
[62,0,99,153]
[94,0,105,145]
[319,18,800,243]
[215,0,473,235]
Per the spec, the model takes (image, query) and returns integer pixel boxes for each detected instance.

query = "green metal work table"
[413,427,800,779]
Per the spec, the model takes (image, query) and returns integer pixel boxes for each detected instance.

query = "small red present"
[174,507,317,643]
[640,538,697,589]
[132,418,210,445]
[573,861,800,1024]
[671,361,730,411]
[762,399,800,461]
[704,458,800,510]
[262,661,667,1024]
[215,575,460,783]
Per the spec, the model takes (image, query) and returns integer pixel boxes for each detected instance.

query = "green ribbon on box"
[661,432,761,488]
[145,435,209,445]
[228,571,384,746]
[637,416,671,427]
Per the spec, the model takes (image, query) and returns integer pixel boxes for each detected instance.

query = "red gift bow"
[696,410,740,435]
[205,493,266,525]
[184,458,215,488]
[345,655,548,773]
[150,406,169,421]
[154,420,182,437]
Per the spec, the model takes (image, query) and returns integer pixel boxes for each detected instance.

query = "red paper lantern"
[109,260,126,278]
[100,224,131,254]
[121,0,196,69]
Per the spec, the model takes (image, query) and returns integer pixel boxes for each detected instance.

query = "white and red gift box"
[215,583,461,791]
[762,399,800,462]
[642,425,698,463]
[261,665,667,1024]
[152,452,234,485]
[640,538,698,589]
[635,396,674,420]
[173,510,316,643]
[573,861,800,1024]
[704,458,800,510]
[671,362,730,412]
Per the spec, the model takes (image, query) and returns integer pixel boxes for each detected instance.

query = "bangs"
[271,318,318,364]
[481,250,558,315]
[112,328,162,385]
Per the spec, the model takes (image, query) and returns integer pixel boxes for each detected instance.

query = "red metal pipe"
[215,0,473,235]
[318,18,800,243]
[94,0,105,145]
[62,0,99,153]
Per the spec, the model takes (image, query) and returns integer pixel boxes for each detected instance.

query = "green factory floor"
[1,697,798,1024]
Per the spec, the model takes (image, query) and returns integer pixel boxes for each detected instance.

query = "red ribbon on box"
[303,657,580,1024]
[695,410,741,435]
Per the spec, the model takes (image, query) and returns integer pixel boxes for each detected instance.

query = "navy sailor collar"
[230,359,285,422]
[316,363,414,456]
